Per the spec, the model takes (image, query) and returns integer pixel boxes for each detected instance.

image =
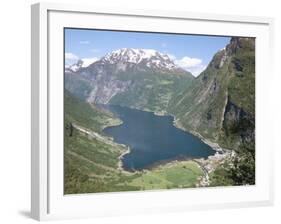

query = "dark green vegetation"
[65,89,121,132]
[64,90,143,193]
[64,37,255,193]
[209,145,255,186]
[64,90,203,194]
[169,37,255,186]
[109,71,193,113]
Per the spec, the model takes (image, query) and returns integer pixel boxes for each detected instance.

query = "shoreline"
[172,118,227,154]
[100,105,233,182]
[172,117,235,187]
[98,106,130,173]
[72,121,133,174]
[101,119,123,130]
[133,105,229,156]
[117,145,131,172]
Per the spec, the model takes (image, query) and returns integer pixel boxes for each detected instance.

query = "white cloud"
[187,64,207,77]
[65,52,78,60]
[174,56,206,77]
[81,57,99,67]
[65,52,100,68]
[65,52,79,66]
[175,57,202,69]
[79,40,90,44]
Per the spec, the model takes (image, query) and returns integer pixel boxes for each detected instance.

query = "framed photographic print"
[31,2,274,221]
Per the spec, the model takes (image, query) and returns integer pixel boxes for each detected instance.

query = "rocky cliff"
[168,37,255,151]
[65,48,194,112]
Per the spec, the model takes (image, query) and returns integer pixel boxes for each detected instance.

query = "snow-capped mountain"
[99,48,179,71]
[65,48,184,73]
[65,48,193,107]
[65,59,84,72]
[65,57,99,73]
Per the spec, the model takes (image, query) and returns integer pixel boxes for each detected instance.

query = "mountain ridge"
[168,37,255,149]
[167,37,255,185]
[65,48,194,112]
[65,48,187,74]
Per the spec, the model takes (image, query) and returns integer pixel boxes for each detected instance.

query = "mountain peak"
[65,59,83,72]
[101,48,178,71]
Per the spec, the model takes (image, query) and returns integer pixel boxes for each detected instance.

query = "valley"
[64,37,255,194]
[64,90,206,194]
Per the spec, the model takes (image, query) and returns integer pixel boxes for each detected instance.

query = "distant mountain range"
[65,48,194,112]
[66,48,185,73]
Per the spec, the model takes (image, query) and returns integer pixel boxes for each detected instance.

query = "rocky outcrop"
[86,79,132,104]
[169,37,255,151]
[222,98,255,149]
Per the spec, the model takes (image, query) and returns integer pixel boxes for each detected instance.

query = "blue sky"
[65,28,230,76]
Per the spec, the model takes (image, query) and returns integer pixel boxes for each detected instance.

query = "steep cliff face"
[167,37,255,186]
[65,48,194,112]
[220,38,255,150]
[86,79,132,104]
[221,98,255,150]
[65,71,94,100]
[65,59,136,104]
[169,37,255,151]
[168,47,231,141]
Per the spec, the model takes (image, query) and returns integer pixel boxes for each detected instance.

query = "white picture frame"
[31,2,275,221]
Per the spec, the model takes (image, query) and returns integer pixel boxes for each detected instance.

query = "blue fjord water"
[102,105,215,171]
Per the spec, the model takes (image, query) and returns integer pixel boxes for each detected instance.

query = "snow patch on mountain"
[65,57,99,72]
[101,48,179,71]
[65,60,83,72]
[65,48,189,73]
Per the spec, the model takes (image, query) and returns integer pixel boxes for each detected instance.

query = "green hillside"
[110,71,193,113]
[168,37,255,186]
[64,90,204,194]
[64,89,136,193]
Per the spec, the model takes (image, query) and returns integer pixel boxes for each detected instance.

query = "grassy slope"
[110,71,194,113]
[128,161,203,190]
[64,89,139,193]
[64,90,204,194]
[168,38,255,186]
[65,88,125,132]
[168,51,230,141]
[168,38,255,147]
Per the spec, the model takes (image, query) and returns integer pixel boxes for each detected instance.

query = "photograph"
[64,28,255,194]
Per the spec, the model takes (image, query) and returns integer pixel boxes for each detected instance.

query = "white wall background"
[0,0,279,223]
